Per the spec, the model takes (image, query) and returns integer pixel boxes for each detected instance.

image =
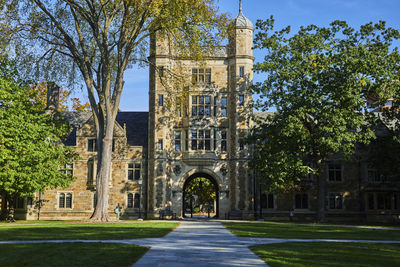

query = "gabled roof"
[116,112,148,147]
[62,111,148,148]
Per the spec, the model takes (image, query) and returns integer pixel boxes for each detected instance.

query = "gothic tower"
[147,1,254,218]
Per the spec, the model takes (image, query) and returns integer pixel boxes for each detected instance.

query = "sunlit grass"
[222,221,400,240]
[250,242,400,266]
[0,243,149,267]
[0,222,179,241]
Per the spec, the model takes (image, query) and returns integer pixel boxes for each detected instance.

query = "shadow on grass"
[250,242,400,267]
[222,222,400,240]
[0,243,149,267]
[0,222,179,241]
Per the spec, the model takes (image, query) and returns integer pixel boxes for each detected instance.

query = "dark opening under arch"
[182,173,219,218]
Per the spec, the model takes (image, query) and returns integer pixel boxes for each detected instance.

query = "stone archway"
[182,173,220,218]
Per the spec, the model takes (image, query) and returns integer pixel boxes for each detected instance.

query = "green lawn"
[250,242,400,267]
[0,221,179,241]
[222,221,400,240]
[0,243,148,267]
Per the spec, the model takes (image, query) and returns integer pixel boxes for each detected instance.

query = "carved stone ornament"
[220,166,227,176]
[173,165,181,175]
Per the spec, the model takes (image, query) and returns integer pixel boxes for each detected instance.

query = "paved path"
[131,221,267,266]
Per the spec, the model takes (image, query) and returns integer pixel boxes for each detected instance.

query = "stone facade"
[5,6,400,222]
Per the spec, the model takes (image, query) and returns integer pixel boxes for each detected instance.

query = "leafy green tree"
[0,59,78,221]
[184,177,216,214]
[249,17,400,221]
[8,0,228,221]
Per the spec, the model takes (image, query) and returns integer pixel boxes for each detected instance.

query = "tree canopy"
[5,0,228,221]
[0,59,78,221]
[249,17,400,221]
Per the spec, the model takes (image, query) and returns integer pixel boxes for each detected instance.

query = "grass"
[0,243,149,267]
[0,221,179,241]
[250,242,400,267]
[222,221,400,240]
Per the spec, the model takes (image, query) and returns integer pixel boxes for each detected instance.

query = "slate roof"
[62,111,149,148]
[116,112,148,147]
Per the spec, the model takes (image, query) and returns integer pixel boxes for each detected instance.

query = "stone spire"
[233,0,254,30]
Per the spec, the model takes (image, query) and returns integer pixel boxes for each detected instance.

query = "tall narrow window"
[59,193,65,208]
[328,163,342,182]
[221,131,227,151]
[213,96,218,116]
[221,97,227,117]
[239,66,244,78]
[128,193,133,208]
[175,131,181,151]
[213,129,217,151]
[185,130,189,151]
[134,164,141,180]
[158,95,164,106]
[88,139,97,152]
[239,95,244,106]
[157,139,163,150]
[134,193,140,208]
[66,193,72,208]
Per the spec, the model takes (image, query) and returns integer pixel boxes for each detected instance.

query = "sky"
[71,0,400,111]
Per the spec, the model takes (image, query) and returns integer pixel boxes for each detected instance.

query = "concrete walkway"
[131,221,267,267]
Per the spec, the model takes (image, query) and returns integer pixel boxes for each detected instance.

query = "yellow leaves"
[307,53,327,71]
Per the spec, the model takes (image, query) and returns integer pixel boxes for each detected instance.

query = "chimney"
[45,82,60,113]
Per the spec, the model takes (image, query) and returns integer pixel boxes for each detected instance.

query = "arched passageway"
[182,173,219,218]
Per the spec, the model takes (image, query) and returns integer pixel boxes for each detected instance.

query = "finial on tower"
[233,0,254,30]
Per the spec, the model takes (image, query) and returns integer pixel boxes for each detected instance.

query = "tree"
[0,59,78,221]
[249,17,400,221]
[9,0,227,221]
[184,177,216,215]
[29,82,91,112]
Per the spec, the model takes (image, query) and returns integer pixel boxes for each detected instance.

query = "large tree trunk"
[90,112,116,222]
[316,160,325,222]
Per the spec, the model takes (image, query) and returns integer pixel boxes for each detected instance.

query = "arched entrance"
[182,173,219,218]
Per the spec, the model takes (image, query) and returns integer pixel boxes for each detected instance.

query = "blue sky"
[72,0,400,111]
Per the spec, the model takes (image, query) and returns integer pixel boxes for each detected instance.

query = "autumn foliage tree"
[8,0,228,221]
[29,82,90,111]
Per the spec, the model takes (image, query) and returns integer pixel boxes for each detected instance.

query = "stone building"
[4,3,400,222]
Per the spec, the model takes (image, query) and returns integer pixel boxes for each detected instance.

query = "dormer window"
[192,68,211,84]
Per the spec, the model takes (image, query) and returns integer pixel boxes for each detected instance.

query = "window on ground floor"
[59,193,72,209]
[328,193,343,209]
[295,193,308,209]
[261,193,274,209]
